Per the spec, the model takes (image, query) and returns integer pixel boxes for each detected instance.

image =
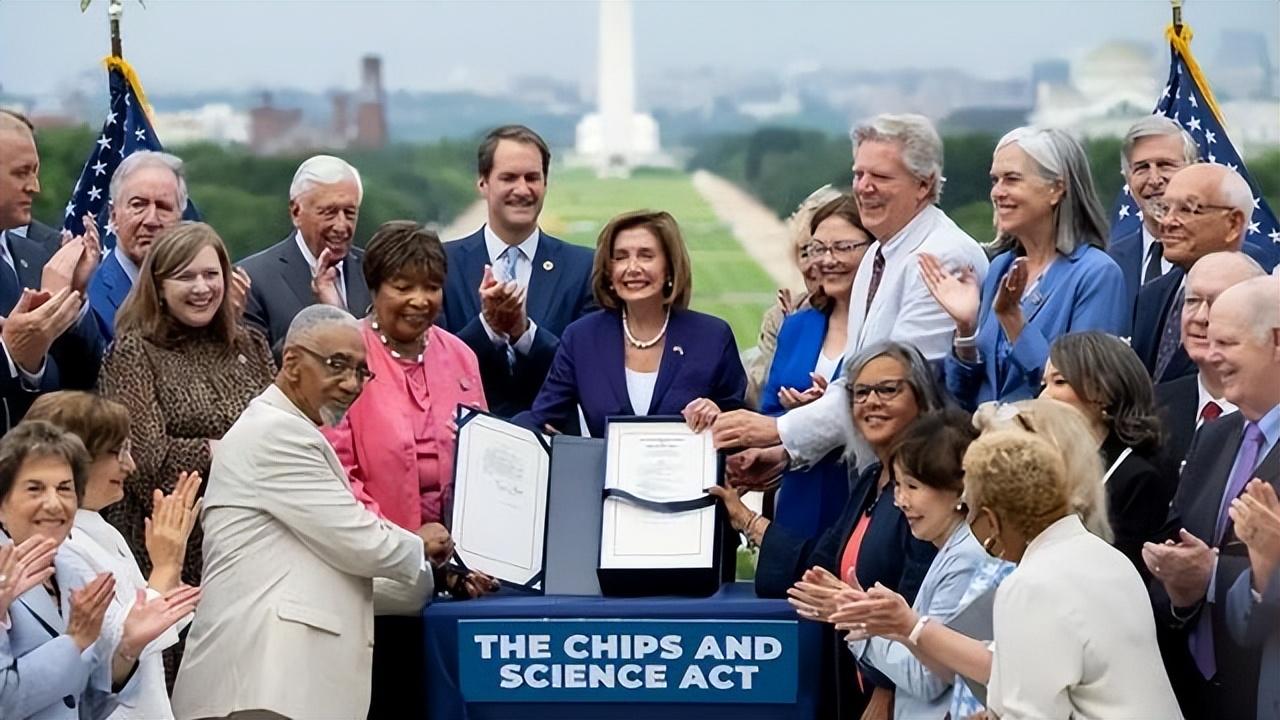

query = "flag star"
[1173,112,1180,123]
[1270,229,1280,244]
[1122,184,1130,194]
[1163,84,1171,98]
[1188,116,1201,133]
[1208,153,1217,163]
[117,147,126,157]
[105,219,117,237]
[64,200,76,218]
[1137,210,1144,222]
[96,135,111,150]
[1189,95,1198,108]
[124,94,131,106]
[1118,204,1131,219]
[87,186,102,201]
[134,127,146,141]
[1205,130,1216,145]
[1254,197,1262,210]
[1248,221,1260,235]
[92,160,108,176]
[1175,89,1182,100]
[105,111,117,126]
[1228,163,1239,172]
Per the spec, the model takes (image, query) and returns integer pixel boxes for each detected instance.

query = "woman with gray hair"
[1040,330,1172,576]
[920,126,1129,410]
[711,340,942,718]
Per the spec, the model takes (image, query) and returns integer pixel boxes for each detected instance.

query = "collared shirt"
[479,224,540,354]
[115,245,142,284]
[294,230,348,307]
[1196,373,1238,428]
[1141,225,1173,283]
[0,231,46,386]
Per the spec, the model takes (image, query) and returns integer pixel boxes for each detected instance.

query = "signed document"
[600,419,718,570]
[452,411,550,588]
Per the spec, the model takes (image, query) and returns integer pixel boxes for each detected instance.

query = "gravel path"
[691,170,802,291]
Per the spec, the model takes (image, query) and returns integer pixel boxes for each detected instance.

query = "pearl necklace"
[622,308,670,349]
[371,319,426,363]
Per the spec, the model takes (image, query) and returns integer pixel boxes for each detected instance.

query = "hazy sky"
[2,0,1277,97]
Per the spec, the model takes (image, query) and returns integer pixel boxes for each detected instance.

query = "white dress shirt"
[777,205,989,468]
[624,368,658,417]
[1195,373,1237,427]
[1141,225,1174,284]
[480,224,540,354]
[294,231,347,307]
[988,514,1183,720]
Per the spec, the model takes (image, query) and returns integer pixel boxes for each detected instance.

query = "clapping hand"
[54,213,103,295]
[682,398,721,433]
[992,257,1028,341]
[2,287,83,373]
[1230,479,1280,593]
[478,265,529,338]
[311,248,345,307]
[1143,529,1216,608]
[66,572,116,651]
[119,585,202,661]
[918,252,980,336]
[830,582,917,644]
[786,566,863,623]
[145,470,203,592]
[228,267,252,319]
[0,536,59,621]
[778,373,828,410]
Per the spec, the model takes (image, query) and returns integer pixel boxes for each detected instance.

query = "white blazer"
[777,205,989,467]
[170,384,428,720]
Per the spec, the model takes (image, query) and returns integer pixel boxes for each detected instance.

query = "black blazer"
[439,228,594,419]
[1152,412,1280,720]
[1132,268,1194,383]
[1107,225,1145,323]
[1101,433,1176,580]
[238,233,372,357]
[1155,373,1200,479]
[25,220,62,253]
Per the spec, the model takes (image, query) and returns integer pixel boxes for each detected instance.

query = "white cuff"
[1,338,47,387]
[511,320,538,355]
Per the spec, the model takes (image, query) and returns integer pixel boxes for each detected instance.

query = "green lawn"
[542,168,776,349]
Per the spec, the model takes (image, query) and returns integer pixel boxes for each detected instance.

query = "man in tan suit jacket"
[172,306,432,720]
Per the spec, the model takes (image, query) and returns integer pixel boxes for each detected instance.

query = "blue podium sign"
[458,618,799,704]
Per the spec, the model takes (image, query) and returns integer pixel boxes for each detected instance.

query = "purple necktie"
[1153,286,1185,381]
[1189,421,1265,679]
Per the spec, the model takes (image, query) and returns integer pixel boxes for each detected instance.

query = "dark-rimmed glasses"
[294,345,375,383]
[851,379,908,404]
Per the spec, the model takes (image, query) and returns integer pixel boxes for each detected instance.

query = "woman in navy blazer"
[921,127,1129,411]
[522,210,746,438]
[762,195,872,539]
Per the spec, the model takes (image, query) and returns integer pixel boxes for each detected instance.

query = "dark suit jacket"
[517,308,747,439]
[1108,225,1146,322]
[1102,433,1176,580]
[1156,373,1200,479]
[238,233,372,356]
[2,231,105,430]
[24,220,62,253]
[87,249,133,342]
[440,228,594,419]
[1152,411,1280,720]
[756,461,937,692]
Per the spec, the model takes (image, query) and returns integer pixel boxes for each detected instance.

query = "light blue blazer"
[850,522,990,719]
[1227,568,1280,720]
[1,549,117,720]
[946,243,1129,410]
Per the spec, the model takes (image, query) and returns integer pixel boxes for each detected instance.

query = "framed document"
[598,416,723,596]
[451,407,551,592]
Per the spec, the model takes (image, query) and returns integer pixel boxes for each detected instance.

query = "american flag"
[60,58,198,247]
[1110,25,1279,247]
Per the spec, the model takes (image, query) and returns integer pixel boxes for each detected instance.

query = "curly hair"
[1049,331,1162,454]
[973,398,1112,542]
[0,420,91,504]
[963,429,1071,540]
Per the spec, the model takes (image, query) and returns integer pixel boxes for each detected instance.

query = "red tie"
[1200,401,1222,422]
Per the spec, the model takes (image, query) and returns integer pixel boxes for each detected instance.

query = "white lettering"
[524,664,549,688]
[474,635,499,660]
[528,634,551,660]
[499,664,522,688]
[565,635,589,660]
[693,636,724,660]
[755,636,782,661]
[659,635,682,660]
[679,665,709,689]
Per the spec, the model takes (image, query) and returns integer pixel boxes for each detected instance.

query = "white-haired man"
[240,155,372,353]
[713,113,989,475]
[87,149,188,340]
[173,305,438,720]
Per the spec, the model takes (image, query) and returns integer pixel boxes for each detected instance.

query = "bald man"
[1156,252,1268,474]
[1146,275,1280,720]
[1133,164,1277,384]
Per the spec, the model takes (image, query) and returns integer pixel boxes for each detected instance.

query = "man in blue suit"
[1132,164,1276,384]
[440,125,593,419]
[1108,116,1199,315]
[87,150,187,341]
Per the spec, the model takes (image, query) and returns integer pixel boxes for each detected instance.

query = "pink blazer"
[324,322,487,530]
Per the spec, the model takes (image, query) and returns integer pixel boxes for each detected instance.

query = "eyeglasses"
[1128,159,1187,178]
[851,379,908,404]
[114,439,133,464]
[294,345,376,383]
[802,239,873,260]
[1148,198,1236,223]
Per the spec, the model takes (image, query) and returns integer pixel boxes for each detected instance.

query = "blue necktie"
[500,247,522,370]
[0,234,23,314]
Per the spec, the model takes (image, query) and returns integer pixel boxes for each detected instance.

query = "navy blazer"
[1108,226,1146,322]
[761,307,849,540]
[1151,412,1280,720]
[755,461,937,690]
[1155,373,1199,479]
[87,249,132,341]
[440,228,594,419]
[945,244,1129,410]
[1226,567,1280,720]
[519,308,746,439]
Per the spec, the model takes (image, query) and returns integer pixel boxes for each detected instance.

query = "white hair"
[1120,115,1200,176]
[109,150,188,212]
[1217,275,1280,344]
[289,155,363,203]
[851,113,945,201]
[1215,165,1255,243]
[283,304,359,348]
[993,126,1109,255]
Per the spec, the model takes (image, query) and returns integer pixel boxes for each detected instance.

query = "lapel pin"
[18,258,28,269]
[673,346,684,355]
[543,260,554,271]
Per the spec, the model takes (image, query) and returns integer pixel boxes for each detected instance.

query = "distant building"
[154,103,249,146]
[352,55,387,150]
[248,56,388,156]
[1029,41,1157,138]
[1213,31,1276,100]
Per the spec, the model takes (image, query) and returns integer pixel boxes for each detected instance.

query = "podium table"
[422,582,823,720]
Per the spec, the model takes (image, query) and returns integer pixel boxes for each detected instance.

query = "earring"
[954,502,965,512]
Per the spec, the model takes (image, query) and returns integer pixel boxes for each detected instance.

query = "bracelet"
[748,514,767,543]
[953,329,979,349]
[740,511,759,534]
[907,615,931,644]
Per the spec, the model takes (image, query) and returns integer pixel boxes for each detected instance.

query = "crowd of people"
[0,101,1278,720]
